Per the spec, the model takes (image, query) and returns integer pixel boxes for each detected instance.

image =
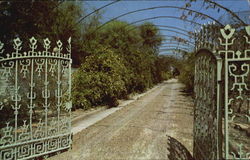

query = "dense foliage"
[0,1,101,67]
[72,21,171,109]
[0,1,172,110]
[178,53,195,92]
[72,47,128,109]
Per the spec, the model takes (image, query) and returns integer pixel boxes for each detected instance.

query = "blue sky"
[82,0,249,55]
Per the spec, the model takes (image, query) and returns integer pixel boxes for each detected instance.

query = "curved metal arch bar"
[160,47,190,50]
[76,0,121,25]
[117,16,202,42]
[128,25,194,37]
[160,46,190,50]
[159,48,190,54]
[155,25,193,34]
[160,45,192,49]
[161,35,195,45]
[159,48,190,53]
[129,16,203,27]
[162,35,194,43]
[205,0,246,25]
[96,5,223,31]
[93,16,203,36]
[160,29,194,38]
[161,42,195,46]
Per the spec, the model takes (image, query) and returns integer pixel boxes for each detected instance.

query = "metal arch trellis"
[162,37,196,46]
[92,15,204,38]
[127,16,203,27]
[95,5,223,32]
[76,0,121,25]
[128,25,196,39]
[0,37,72,160]
[160,44,192,48]
[160,30,195,39]
[161,42,195,47]
[74,1,246,31]
[123,16,202,44]
[159,48,190,52]
[127,22,199,51]
[194,24,250,160]
[129,24,197,38]
[160,46,191,51]
[88,13,205,51]
[153,25,195,35]
[198,0,246,26]
[159,48,190,56]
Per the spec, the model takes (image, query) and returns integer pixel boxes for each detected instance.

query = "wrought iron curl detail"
[0,37,72,160]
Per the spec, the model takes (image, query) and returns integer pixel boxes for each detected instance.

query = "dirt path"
[50,79,194,160]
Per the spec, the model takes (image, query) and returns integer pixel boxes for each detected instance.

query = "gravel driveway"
[49,79,194,160]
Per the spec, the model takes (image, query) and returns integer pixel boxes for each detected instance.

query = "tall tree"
[0,1,60,49]
[139,22,163,53]
[0,1,102,66]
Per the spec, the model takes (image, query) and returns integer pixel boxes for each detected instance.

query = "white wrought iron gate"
[219,25,250,160]
[194,25,250,160]
[0,37,72,160]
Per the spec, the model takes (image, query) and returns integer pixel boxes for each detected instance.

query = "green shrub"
[178,53,195,92]
[72,47,129,109]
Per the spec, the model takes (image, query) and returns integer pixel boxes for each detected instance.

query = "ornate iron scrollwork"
[194,50,218,160]
[0,37,72,159]
[218,25,250,160]
[195,24,250,160]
